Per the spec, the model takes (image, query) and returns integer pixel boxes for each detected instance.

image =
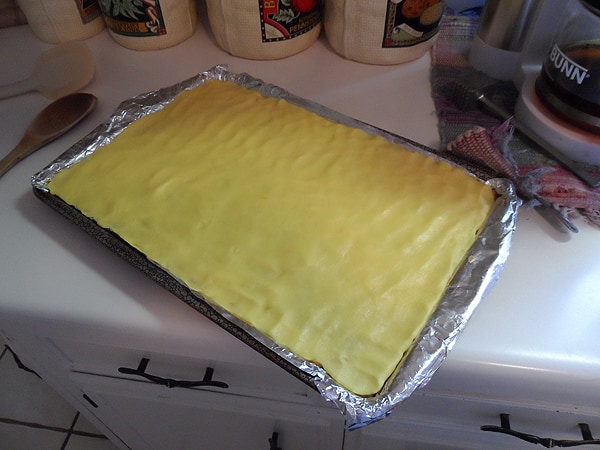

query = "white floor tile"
[0,347,77,428]
[1,335,115,448]
[72,413,105,435]
[65,434,121,450]
[0,421,66,450]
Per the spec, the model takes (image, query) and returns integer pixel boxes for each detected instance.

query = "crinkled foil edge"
[32,65,520,429]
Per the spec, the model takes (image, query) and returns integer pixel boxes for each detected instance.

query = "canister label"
[382,0,444,48]
[259,0,320,42]
[99,0,167,37]
[75,0,102,24]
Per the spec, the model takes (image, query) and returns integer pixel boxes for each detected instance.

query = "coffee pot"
[469,0,600,164]
[534,0,600,133]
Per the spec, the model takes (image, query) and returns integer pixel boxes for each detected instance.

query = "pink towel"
[430,15,600,228]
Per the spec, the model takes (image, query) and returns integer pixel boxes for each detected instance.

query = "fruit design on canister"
[384,0,444,48]
[400,0,443,23]
[260,0,321,42]
[290,0,318,13]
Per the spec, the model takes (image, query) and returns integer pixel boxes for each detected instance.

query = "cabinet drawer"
[46,336,328,407]
[73,372,345,450]
[344,390,600,450]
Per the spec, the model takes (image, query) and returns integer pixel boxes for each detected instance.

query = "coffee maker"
[469,0,600,165]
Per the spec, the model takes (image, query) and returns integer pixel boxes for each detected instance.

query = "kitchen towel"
[430,13,600,229]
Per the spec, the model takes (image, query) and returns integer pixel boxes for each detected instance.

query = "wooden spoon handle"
[0,138,39,178]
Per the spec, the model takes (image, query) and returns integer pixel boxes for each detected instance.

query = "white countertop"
[1,16,600,412]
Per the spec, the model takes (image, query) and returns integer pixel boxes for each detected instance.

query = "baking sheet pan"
[32,65,519,429]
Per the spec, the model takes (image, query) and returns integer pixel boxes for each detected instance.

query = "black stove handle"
[481,413,600,448]
[118,358,229,389]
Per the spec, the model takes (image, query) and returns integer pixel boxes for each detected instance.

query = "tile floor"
[0,334,119,450]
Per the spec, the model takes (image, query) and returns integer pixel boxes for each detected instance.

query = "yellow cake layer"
[48,79,495,396]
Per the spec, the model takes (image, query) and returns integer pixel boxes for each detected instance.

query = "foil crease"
[32,65,520,429]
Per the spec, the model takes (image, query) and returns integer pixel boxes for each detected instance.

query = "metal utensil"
[446,81,579,233]
[0,92,97,178]
[448,80,600,188]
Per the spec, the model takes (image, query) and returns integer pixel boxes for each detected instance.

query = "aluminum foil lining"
[32,65,520,429]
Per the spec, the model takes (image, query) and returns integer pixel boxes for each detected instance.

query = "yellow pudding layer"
[48,79,495,396]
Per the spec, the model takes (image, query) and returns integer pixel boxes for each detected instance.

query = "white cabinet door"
[73,372,345,450]
[343,419,491,450]
[343,391,600,450]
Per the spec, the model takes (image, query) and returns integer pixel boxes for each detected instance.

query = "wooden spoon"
[0,42,95,100]
[0,92,97,178]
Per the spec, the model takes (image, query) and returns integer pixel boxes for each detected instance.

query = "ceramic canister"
[324,0,445,65]
[205,0,322,60]
[18,0,105,44]
[99,0,197,50]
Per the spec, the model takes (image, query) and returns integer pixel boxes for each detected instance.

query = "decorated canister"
[205,0,322,60]
[324,0,445,65]
[18,0,105,44]
[98,0,197,50]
